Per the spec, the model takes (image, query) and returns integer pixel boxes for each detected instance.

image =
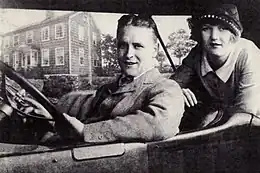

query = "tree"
[100,34,120,76]
[156,51,166,70]
[166,29,197,66]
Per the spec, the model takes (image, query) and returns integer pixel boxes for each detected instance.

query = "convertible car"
[1,0,260,172]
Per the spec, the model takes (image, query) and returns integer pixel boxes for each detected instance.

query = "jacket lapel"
[111,81,137,95]
[110,68,161,116]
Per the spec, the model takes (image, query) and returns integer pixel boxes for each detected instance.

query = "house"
[0,11,102,79]
[0,34,3,58]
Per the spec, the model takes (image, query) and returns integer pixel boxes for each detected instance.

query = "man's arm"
[26,79,184,143]
[56,91,96,121]
[81,79,184,143]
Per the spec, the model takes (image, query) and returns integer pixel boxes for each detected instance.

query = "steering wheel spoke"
[0,62,56,121]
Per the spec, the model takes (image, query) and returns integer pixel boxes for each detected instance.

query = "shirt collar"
[201,49,238,82]
[118,67,155,86]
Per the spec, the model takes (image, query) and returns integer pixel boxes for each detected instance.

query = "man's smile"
[124,61,138,66]
[210,42,222,48]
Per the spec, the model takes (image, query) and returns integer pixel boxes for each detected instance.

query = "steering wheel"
[2,78,54,121]
[0,61,71,140]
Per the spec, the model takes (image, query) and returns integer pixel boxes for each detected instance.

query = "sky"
[0,8,191,42]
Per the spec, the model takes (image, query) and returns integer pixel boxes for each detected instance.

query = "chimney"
[45,11,55,19]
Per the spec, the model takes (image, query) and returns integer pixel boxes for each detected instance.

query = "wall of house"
[70,12,90,75]
[37,17,70,75]
[1,12,102,78]
[90,16,102,76]
[70,12,101,76]
[1,14,72,77]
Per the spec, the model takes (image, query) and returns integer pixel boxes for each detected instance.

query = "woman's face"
[201,23,235,59]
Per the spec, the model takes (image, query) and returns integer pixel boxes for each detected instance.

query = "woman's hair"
[116,14,158,43]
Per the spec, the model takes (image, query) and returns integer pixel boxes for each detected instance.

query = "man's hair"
[116,14,158,43]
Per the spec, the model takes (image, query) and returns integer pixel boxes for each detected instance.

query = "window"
[26,52,31,66]
[93,32,97,45]
[4,55,9,65]
[83,15,88,22]
[78,25,84,41]
[94,59,99,67]
[79,48,84,65]
[13,52,19,69]
[4,37,10,48]
[20,53,25,67]
[55,47,64,65]
[41,26,50,41]
[31,51,38,66]
[55,23,65,39]
[13,35,19,46]
[94,57,102,67]
[41,49,49,66]
[26,31,33,44]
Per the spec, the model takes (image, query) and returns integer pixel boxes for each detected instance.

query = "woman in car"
[171,4,260,131]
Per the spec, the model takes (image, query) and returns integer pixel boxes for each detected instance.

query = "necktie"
[120,76,134,85]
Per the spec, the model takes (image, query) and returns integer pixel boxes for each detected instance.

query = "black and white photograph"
[0,0,260,172]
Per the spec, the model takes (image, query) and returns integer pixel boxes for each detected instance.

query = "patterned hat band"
[199,14,241,36]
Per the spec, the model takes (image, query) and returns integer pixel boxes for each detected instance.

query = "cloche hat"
[189,4,243,37]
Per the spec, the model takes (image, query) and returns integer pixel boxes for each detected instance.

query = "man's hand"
[182,88,198,107]
[62,113,84,137]
[20,97,85,141]
[23,97,53,120]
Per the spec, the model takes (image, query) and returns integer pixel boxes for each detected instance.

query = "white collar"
[121,67,155,80]
[134,67,155,80]
[201,49,237,82]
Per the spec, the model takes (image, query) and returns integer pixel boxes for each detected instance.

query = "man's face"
[201,23,234,59]
[117,26,158,77]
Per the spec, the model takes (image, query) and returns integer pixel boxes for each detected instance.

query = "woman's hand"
[182,88,198,107]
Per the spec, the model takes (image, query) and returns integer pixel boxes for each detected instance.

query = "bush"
[17,66,44,79]
[42,74,80,99]
[79,76,116,90]
[41,74,116,99]
[28,79,44,91]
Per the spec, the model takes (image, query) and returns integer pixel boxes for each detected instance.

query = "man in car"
[171,4,260,131]
[30,14,184,143]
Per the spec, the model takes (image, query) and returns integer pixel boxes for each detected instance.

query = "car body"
[1,0,260,172]
[0,116,259,173]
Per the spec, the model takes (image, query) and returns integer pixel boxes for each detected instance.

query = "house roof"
[2,11,78,35]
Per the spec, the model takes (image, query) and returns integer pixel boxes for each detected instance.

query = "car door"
[147,122,260,173]
[0,142,149,173]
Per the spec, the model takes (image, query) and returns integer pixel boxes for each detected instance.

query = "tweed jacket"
[171,38,260,130]
[57,68,184,143]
